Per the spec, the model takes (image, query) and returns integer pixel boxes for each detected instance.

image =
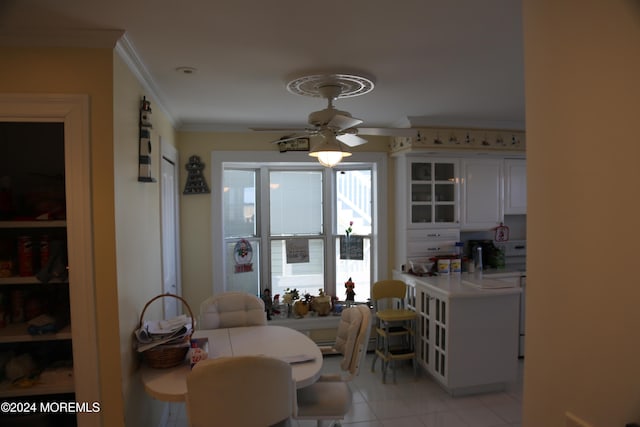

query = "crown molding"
[115,34,177,128]
[0,29,124,48]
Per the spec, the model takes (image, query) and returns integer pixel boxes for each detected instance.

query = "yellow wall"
[523,1,640,426]
[0,47,124,425]
[113,53,177,426]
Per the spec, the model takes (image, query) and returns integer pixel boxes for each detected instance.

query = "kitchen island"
[393,270,521,396]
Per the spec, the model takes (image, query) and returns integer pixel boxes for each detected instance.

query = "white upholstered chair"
[295,305,372,426]
[186,355,294,427]
[316,305,369,381]
[199,291,267,329]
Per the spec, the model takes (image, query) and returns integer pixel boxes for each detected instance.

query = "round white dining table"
[140,325,323,402]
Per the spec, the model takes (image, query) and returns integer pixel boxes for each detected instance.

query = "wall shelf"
[0,276,68,286]
[0,221,66,229]
[0,324,71,343]
[0,372,74,398]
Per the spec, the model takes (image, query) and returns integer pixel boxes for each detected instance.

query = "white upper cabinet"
[504,159,527,214]
[460,158,503,230]
[407,158,459,228]
[394,151,525,268]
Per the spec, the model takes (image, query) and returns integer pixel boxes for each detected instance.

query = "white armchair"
[295,305,372,426]
[199,291,267,329]
[186,355,294,427]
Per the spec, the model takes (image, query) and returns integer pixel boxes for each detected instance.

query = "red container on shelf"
[17,235,33,277]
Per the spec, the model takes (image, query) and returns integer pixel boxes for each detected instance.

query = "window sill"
[268,315,342,331]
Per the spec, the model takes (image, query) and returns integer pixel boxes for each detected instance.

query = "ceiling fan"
[274,74,371,147]
[253,74,416,167]
[253,73,415,166]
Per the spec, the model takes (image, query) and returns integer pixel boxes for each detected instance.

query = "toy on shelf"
[344,277,355,303]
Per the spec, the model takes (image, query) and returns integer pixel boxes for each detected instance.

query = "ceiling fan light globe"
[309,150,351,167]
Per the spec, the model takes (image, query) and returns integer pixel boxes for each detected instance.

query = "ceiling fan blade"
[327,114,363,131]
[337,133,368,147]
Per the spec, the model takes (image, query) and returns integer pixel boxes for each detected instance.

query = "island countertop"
[394,270,523,299]
[393,269,522,396]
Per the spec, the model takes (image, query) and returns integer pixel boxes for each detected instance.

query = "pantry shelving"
[0,121,76,422]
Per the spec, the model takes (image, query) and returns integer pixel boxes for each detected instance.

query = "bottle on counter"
[474,245,483,278]
[454,241,464,257]
[467,258,475,273]
[452,242,464,274]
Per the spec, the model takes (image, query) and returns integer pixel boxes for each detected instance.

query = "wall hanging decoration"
[285,238,309,264]
[339,235,364,260]
[277,137,309,153]
[138,96,156,182]
[493,222,510,242]
[233,239,253,273]
[183,155,210,194]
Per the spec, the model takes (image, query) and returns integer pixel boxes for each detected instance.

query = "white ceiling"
[0,0,525,133]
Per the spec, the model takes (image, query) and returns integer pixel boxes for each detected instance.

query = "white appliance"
[498,239,527,270]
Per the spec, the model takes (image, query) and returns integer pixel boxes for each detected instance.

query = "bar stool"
[370,279,417,383]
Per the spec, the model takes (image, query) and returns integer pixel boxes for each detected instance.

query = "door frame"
[160,139,182,311]
[0,93,100,426]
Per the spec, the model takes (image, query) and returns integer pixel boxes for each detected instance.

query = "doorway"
[0,93,99,426]
[160,140,181,318]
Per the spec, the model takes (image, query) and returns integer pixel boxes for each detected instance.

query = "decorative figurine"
[261,288,273,320]
[345,277,355,303]
[313,289,332,316]
[271,294,281,317]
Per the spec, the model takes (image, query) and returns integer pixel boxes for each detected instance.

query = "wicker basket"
[138,293,195,369]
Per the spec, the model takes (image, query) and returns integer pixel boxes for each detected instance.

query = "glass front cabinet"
[408,158,458,227]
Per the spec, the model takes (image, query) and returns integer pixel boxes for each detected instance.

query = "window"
[269,170,325,298]
[335,170,372,302]
[213,151,387,304]
[222,169,260,295]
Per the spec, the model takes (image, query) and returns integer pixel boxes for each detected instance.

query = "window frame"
[210,150,388,300]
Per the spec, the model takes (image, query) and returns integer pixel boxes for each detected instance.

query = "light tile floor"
[166,353,523,427]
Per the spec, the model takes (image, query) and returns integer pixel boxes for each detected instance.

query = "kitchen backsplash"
[460,214,526,268]
[460,214,526,243]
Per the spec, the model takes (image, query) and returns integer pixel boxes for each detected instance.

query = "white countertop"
[482,265,526,278]
[396,271,523,299]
